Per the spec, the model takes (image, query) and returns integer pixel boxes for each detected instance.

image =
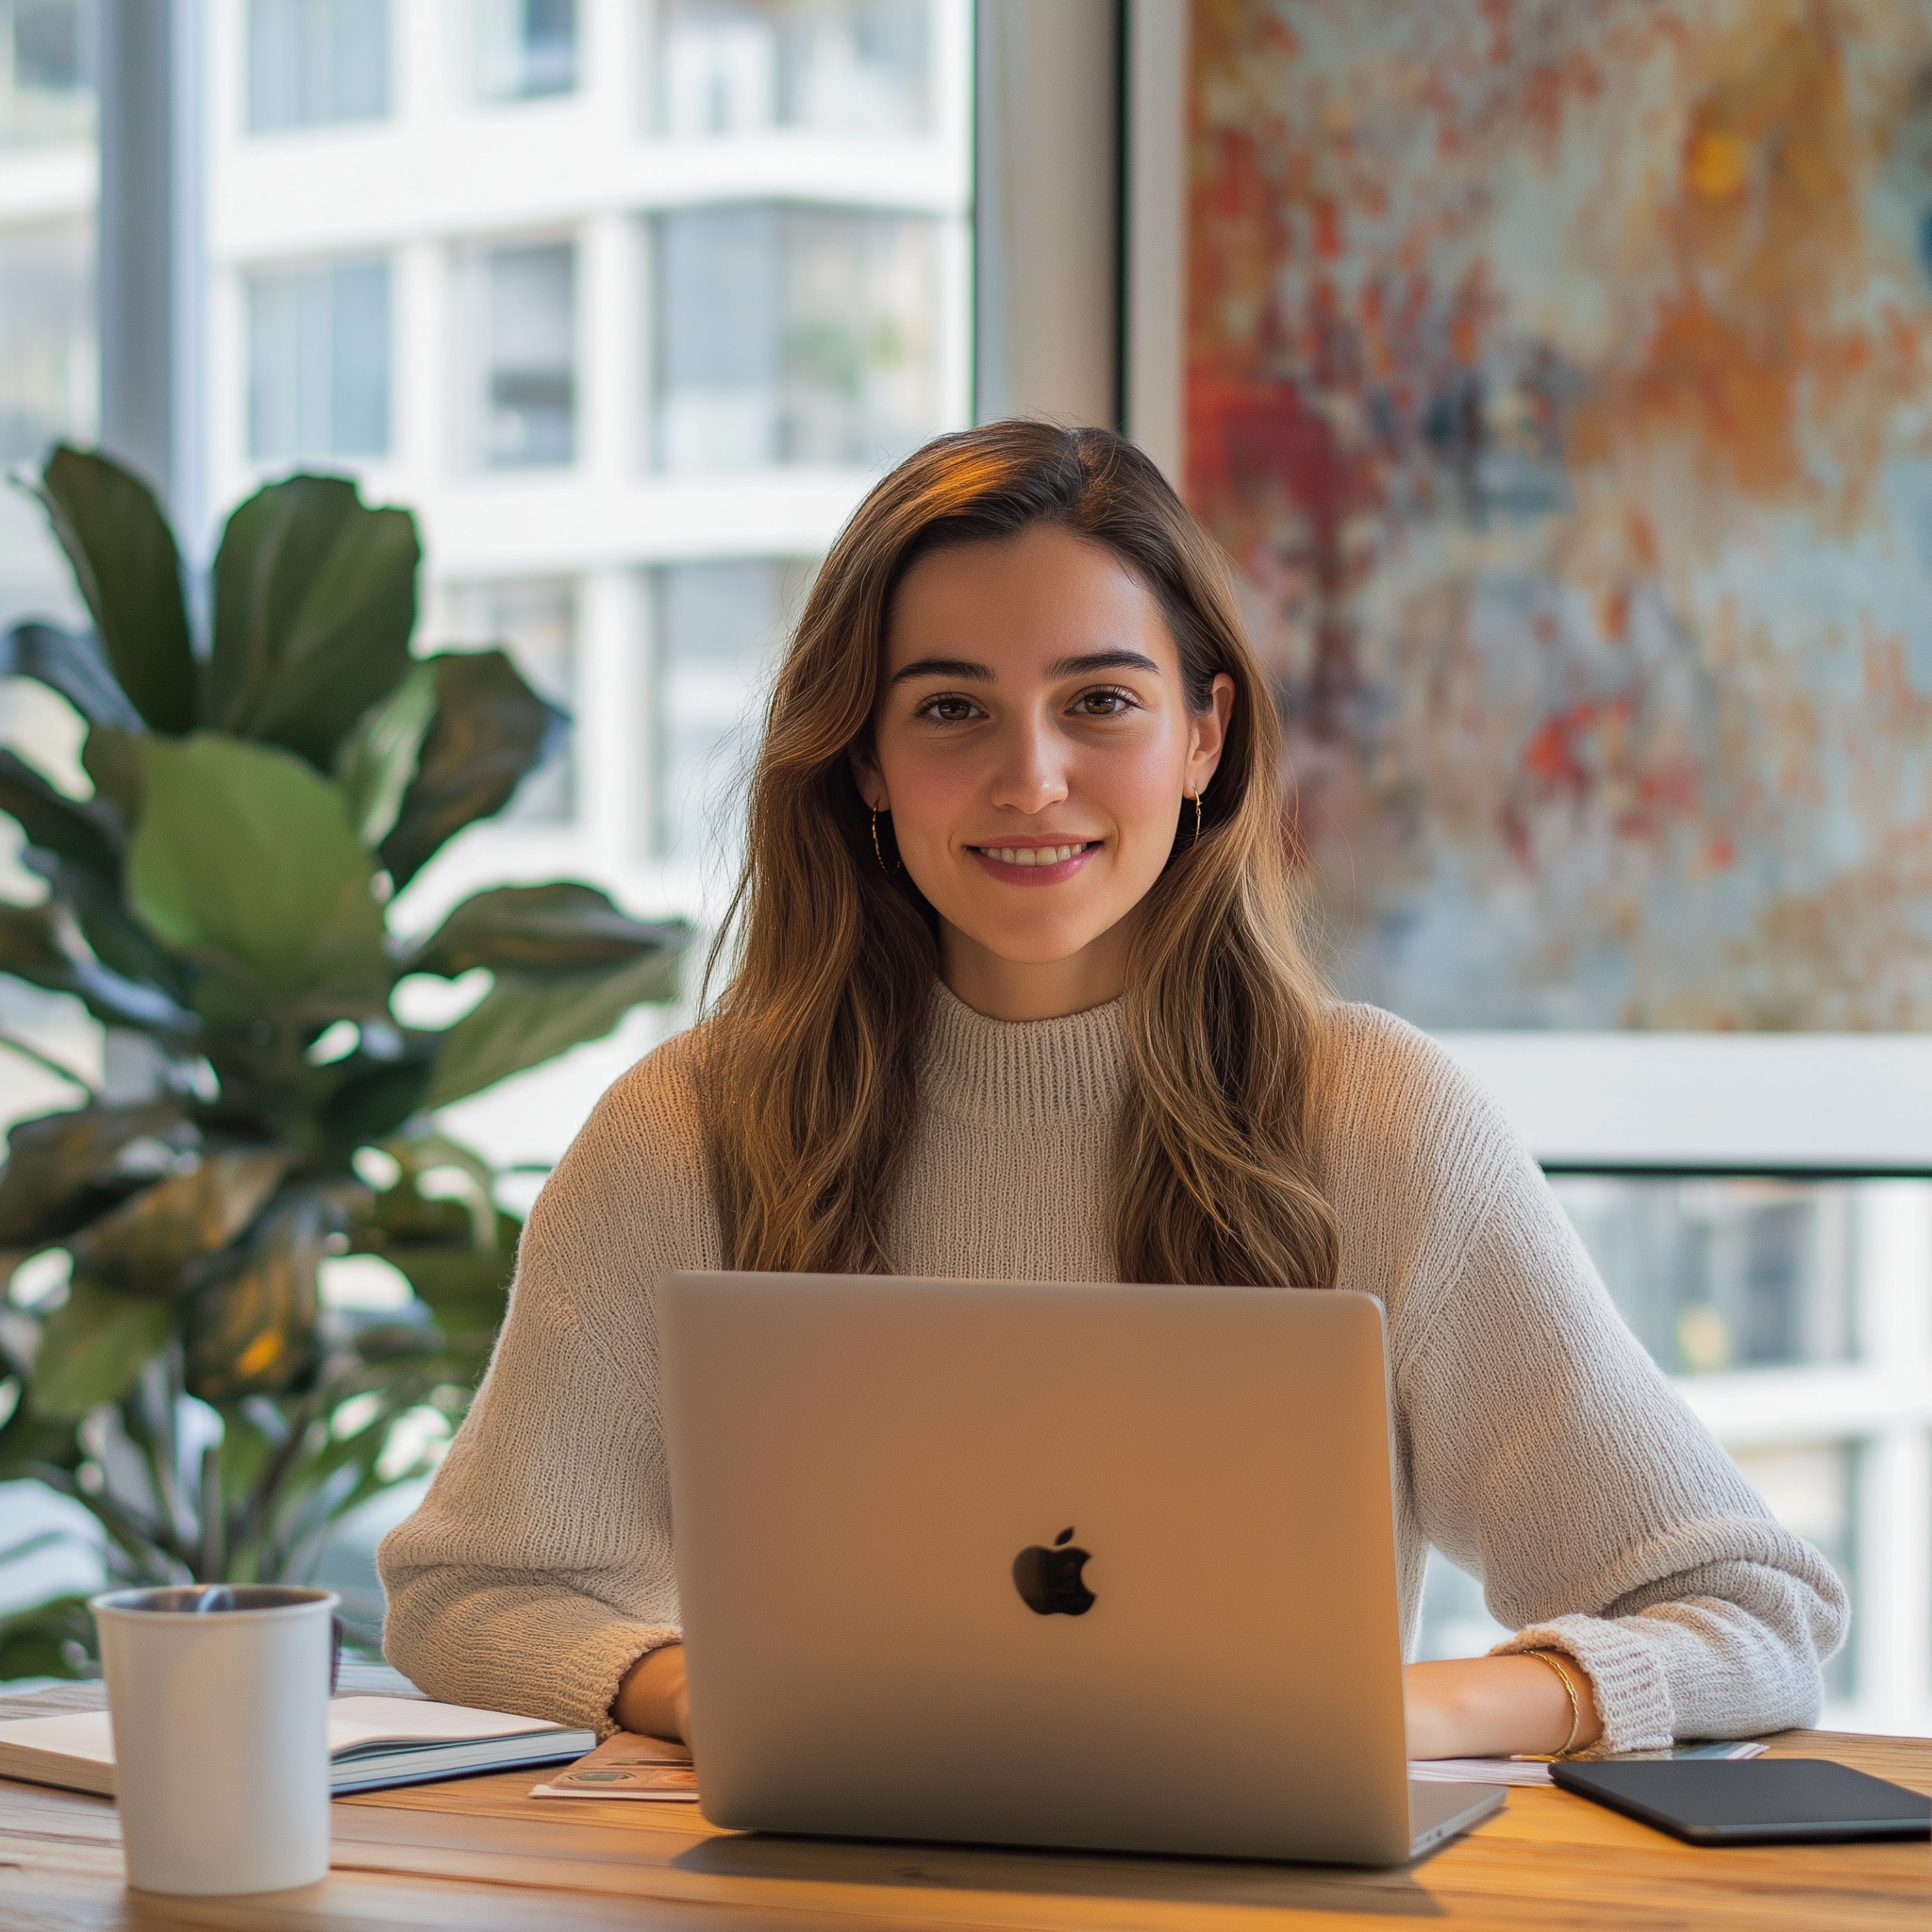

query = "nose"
[986,708,1070,816]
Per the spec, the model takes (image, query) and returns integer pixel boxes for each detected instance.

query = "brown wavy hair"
[699,420,1340,1289]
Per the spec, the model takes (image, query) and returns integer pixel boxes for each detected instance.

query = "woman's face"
[856,525,1233,1020]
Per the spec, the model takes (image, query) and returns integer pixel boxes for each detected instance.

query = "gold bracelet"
[1524,1649,1584,1758]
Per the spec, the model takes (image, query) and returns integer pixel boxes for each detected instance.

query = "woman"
[379,422,1845,1762]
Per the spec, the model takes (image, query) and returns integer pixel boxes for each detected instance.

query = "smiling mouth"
[970,841,1095,868]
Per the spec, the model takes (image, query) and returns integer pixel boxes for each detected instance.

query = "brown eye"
[1073,687,1136,716]
[917,694,980,723]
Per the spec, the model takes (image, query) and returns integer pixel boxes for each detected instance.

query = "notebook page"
[324,1696,570,1757]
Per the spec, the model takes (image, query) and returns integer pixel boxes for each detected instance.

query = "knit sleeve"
[375,1035,720,1737]
[1320,1011,1849,1753]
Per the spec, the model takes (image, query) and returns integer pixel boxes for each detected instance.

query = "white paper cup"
[91,1584,339,1895]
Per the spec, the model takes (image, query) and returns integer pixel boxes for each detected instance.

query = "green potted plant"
[0,446,691,1671]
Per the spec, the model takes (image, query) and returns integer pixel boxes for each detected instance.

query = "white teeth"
[983,842,1086,866]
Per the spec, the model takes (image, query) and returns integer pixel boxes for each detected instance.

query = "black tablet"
[1552,1758,1932,1845]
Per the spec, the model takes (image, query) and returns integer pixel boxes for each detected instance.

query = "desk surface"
[2,1678,1927,1931]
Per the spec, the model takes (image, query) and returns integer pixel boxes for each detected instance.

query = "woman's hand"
[1403,1654,1603,1760]
[611,1641,692,1745]
[614,1641,1599,1758]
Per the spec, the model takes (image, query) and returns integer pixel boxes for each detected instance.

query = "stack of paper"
[533,1730,699,1802]
[1408,1740,1768,1788]
[0,1696,594,1798]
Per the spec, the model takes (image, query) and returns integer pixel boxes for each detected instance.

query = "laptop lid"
[659,1274,1420,1865]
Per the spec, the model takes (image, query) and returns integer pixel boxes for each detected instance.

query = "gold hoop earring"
[1192,789,1203,847]
[871,804,889,873]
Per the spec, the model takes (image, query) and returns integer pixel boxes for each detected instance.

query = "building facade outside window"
[0,0,92,634]
[654,201,940,472]
[1,0,92,147]
[653,557,809,863]
[656,0,930,138]
[0,0,93,473]
[246,257,391,462]
[471,0,576,101]
[247,0,390,132]
[459,240,576,469]
[1557,1178,1856,1377]
[0,216,92,464]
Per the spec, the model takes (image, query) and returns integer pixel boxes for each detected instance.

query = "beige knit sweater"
[378,989,1847,1751]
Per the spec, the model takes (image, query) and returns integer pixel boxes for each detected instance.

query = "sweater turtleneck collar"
[918,979,1132,1130]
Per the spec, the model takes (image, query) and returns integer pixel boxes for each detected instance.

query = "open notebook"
[0,1695,594,1797]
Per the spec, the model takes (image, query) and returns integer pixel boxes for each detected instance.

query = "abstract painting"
[1188,0,1932,1027]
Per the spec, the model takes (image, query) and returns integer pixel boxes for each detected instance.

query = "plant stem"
[24,1462,185,1582]
[234,1391,321,1579]
[197,1440,225,1579]
[0,1030,98,1097]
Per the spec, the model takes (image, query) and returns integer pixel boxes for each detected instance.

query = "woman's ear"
[847,741,887,813]
[1186,674,1237,795]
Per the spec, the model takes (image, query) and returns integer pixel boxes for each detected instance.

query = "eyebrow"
[1048,650,1160,677]
[889,657,992,686]
[887,648,1161,687]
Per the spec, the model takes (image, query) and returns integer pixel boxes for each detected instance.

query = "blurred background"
[1,0,1928,1738]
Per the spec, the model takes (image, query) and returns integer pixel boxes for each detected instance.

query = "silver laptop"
[658,1273,1504,1866]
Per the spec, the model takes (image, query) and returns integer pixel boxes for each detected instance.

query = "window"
[473,0,575,102]
[247,257,391,462]
[654,202,938,473]
[0,216,93,462]
[656,0,930,138]
[0,0,93,147]
[247,0,390,133]
[1550,1177,1855,1375]
[442,580,575,824]
[459,241,575,469]
[654,558,809,867]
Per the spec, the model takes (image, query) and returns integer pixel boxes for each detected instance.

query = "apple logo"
[1012,1526,1096,1616]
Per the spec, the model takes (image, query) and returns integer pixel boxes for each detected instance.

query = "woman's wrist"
[1403,1653,1604,1760]
[611,1640,691,1742]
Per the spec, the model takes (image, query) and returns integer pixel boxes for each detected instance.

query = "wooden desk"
[2,1681,1926,1930]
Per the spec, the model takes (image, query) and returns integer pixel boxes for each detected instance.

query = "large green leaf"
[0,622,144,731]
[0,1102,183,1248]
[317,1048,437,1152]
[424,949,682,1108]
[0,1365,83,1477]
[409,883,693,978]
[127,735,390,1009]
[208,475,419,770]
[378,651,568,890]
[33,446,195,735]
[0,899,196,1036]
[185,1191,324,1402]
[30,1275,175,1419]
[0,748,122,884]
[80,724,144,830]
[334,660,439,848]
[0,900,68,986]
[71,1149,295,1299]
[0,747,187,1001]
